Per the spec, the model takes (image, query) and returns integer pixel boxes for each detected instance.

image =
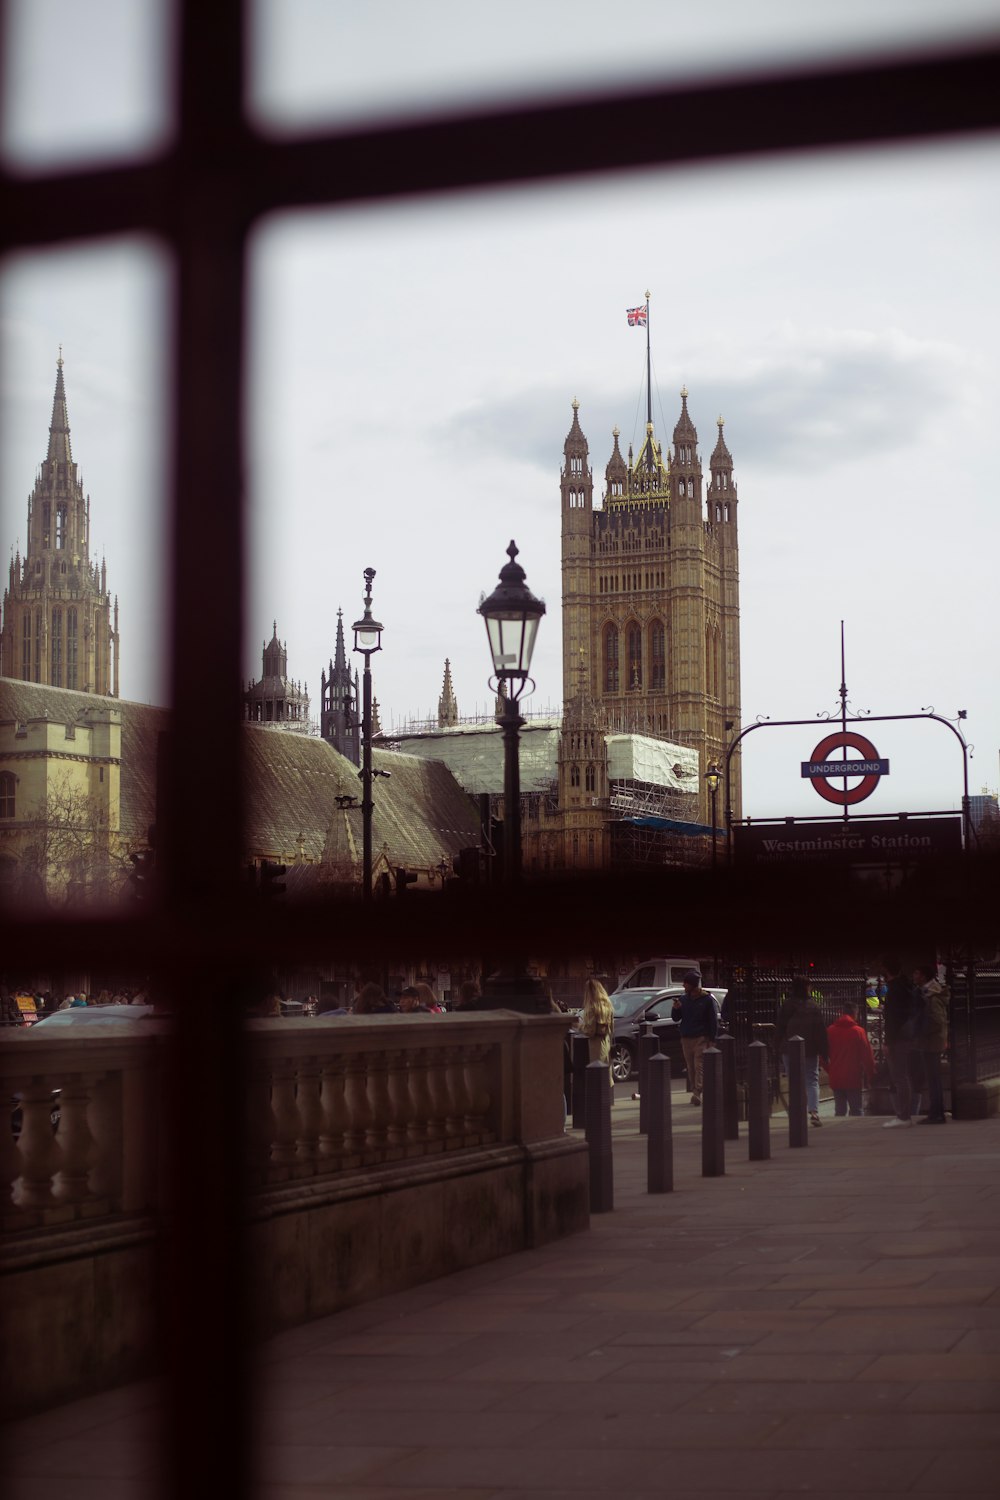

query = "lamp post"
[476,540,546,1010]
[352,567,383,904]
[705,762,722,873]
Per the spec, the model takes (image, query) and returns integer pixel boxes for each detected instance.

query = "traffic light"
[127,847,155,902]
[394,866,418,896]
[261,859,287,899]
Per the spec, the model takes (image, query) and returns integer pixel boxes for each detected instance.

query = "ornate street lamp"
[476,541,547,1011]
[478,541,546,886]
[352,567,383,903]
[705,762,722,873]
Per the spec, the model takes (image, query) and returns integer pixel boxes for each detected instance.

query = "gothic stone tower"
[560,391,741,841]
[320,609,360,764]
[1,356,119,695]
[243,622,311,730]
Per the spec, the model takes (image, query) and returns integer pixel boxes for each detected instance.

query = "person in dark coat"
[881,955,918,1128]
[912,962,949,1124]
[775,975,829,1128]
[671,970,717,1106]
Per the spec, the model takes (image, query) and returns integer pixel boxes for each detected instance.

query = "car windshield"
[609,990,672,1018]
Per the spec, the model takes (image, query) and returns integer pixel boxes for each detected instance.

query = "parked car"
[609,985,728,1085]
[612,957,704,994]
[29,1005,156,1028]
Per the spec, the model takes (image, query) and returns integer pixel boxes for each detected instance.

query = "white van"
[613,957,703,994]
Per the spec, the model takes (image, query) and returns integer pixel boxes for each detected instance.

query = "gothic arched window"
[649,620,665,690]
[627,624,642,688]
[0,773,14,819]
[570,764,580,788]
[604,625,619,693]
[585,765,595,793]
[67,609,78,690]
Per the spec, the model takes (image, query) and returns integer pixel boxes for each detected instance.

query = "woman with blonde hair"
[578,978,614,1072]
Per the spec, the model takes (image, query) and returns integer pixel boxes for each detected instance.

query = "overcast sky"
[1,1,998,822]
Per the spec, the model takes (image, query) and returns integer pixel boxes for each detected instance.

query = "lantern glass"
[483,610,539,679]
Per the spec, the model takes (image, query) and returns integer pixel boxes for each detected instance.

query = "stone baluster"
[1,1089,22,1211]
[246,1059,277,1183]
[384,1049,411,1149]
[343,1054,372,1155]
[365,1051,391,1152]
[462,1044,492,1136]
[318,1059,348,1163]
[270,1062,300,1168]
[426,1047,457,1141]
[16,1079,60,1207]
[295,1064,323,1168]
[53,1072,101,1203]
[87,1072,122,1204]
[405,1050,433,1149]
[444,1046,470,1141]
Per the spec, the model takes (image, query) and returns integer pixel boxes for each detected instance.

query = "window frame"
[2,7,998,1494]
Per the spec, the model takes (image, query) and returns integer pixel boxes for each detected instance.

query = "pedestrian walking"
[775,976,829,1127]
[577,978,614,1074]
[671,970,718,1106]
[912,962,949,1124]
[826,1000,876,1117]
[881,954,919,1128]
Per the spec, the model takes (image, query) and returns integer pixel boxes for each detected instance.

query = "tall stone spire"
[333,608,348,673]
[438,658,458,727]
[320,608,360,764]
[46,351,73,465]
[0,353,118,694]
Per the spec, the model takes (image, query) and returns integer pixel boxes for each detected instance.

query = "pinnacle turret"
[333,609,348,672]
[46,352,73,465]
[438,658,458,727]
[672,386,697,449]
[605,426,626,499]
[564,397,588,456]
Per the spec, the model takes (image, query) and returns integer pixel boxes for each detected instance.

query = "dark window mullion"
[161,7,253,1498]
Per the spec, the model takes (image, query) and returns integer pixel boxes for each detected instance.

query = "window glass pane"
[1,0,171,170]
[0,238,170,913]
[249,137,999,825]
[250,0,1000,133]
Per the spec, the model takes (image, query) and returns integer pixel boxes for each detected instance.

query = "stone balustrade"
[244,1018,502,1187]
[2,1027,163,1234]
[1,1012,589,1415]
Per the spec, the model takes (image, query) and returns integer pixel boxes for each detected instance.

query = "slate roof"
[0,682,480,883]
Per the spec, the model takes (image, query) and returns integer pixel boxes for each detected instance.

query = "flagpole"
[645,289,652,431]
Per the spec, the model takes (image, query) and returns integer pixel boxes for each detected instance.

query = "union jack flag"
[626,305,647,327]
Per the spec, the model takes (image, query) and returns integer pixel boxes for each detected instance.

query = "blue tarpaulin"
[620,816,714,836]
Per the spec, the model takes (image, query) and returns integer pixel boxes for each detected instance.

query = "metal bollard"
[787,1034,808,1148]
[638,1026,657,1134]
[748,1040,771,1161]
[718,1033,739,1141]
[701,1046,725,1177]
[585,1059,614,1212]
[571,1033,590,1130]
[646,1052,674,1193]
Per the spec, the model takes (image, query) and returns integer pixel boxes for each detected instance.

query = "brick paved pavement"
[4,1092,1000,1497]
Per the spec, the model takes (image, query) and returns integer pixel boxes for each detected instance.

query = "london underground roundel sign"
[800,731,889,807]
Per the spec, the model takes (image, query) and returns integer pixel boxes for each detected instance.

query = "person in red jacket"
[826,1000,876,1117]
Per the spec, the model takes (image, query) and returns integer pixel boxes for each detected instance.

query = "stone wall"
[1,1012,588,1417]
